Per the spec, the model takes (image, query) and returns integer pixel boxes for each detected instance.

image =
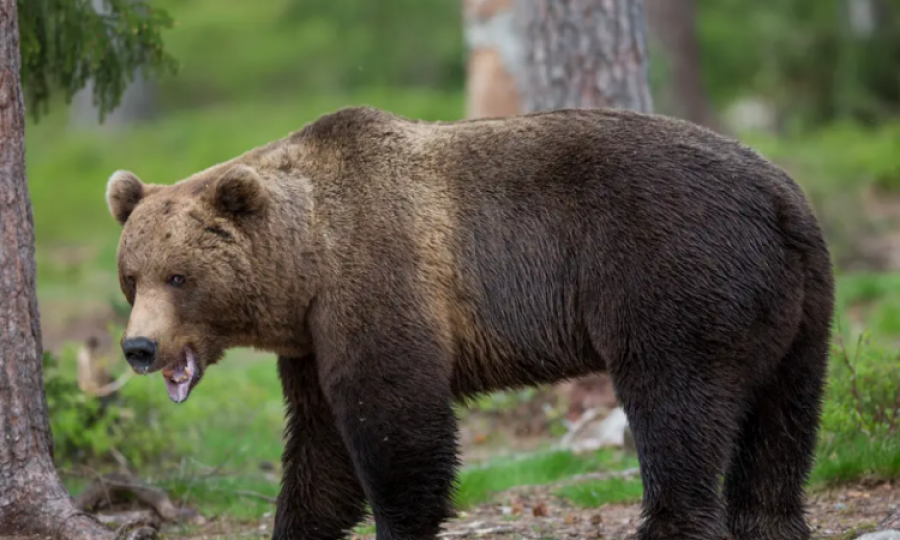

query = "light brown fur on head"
[106,158,316,399]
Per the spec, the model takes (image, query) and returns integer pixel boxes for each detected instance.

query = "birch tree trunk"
[513,0,653,114]
[0,2,150,537]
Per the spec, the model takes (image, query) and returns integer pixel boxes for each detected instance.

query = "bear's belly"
[448,316,605,398]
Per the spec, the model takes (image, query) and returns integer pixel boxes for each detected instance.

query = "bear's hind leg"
[272,355,368,540]
[724,321,829,540]
[609,345,744,540]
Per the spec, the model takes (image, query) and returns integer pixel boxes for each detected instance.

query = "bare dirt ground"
[420,479,900,540]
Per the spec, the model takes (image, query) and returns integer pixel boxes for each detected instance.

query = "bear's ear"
[208,164,268,218]
[106,170,155,225]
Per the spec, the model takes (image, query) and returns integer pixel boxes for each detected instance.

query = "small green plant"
[43,336,188,470]
[823,332,900,441]
[814,330,900,484]
[43,349,118,465]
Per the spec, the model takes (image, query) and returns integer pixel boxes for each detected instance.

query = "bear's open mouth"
[161,346,202,404]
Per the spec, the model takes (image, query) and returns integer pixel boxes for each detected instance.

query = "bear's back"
[290,106,823,394]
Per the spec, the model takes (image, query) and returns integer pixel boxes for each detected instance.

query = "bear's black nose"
[122,337,158,371]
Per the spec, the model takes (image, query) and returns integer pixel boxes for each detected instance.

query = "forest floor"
[174,479,900,540]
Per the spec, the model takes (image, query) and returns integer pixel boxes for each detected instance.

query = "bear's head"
[105,164,279,403]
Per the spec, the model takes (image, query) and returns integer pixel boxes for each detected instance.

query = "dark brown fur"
[106,106,835,540]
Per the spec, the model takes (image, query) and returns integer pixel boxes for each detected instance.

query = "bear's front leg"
[314,315,461,540]
[272,354,368,540]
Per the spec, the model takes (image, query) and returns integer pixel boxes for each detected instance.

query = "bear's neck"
[244,178,319,358]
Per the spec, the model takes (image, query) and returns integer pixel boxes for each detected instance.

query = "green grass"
[453,449,638,509]
[557,476,644,508]
[157,474,280,520]
[812,434,900,486]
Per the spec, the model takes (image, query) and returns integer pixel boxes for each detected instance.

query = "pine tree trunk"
[645,0,723,132]
[511,0,652,425]
[513,0,653,114]
[0,2,148,538]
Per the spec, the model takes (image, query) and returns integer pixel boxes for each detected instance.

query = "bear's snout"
[122,336,158,373]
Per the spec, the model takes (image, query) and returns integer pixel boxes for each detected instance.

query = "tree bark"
[463,0,523,118]
[0,2,151,538]
[513,0,653,114]
[510,0,652,423]
[645,0,723,132]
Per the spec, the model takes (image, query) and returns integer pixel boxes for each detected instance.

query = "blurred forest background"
[17,0,900,538]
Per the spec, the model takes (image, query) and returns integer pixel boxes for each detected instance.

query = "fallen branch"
[74,471,181,523]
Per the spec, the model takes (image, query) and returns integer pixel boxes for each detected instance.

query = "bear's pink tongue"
[162,348,198,404]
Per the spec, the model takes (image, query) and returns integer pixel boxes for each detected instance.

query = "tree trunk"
[510,0,652,424]
[645,0,723,132]
[463,0,523,118]
[0,2,150,538]
[513,0,653,114]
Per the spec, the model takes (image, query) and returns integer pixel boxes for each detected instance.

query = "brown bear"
[105,105,835,540]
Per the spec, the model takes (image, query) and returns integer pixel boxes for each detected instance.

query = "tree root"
[0,505,158,540]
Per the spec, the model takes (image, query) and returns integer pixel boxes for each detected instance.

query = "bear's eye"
[168,274,186,288]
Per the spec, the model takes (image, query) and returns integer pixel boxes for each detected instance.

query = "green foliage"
[145,0,463,112]
[42,349,116,463]
[806,272,900,485]
[822,336,900,466]
[280,0,464,90]
[697,0,900,129]
[42,340,186,469]
[17,0,178,122]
